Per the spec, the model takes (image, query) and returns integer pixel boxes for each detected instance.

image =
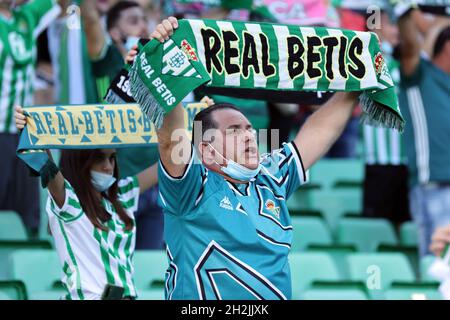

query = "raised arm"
[398,10,422,76]
[294,92,359,171]
[15,106,66,208]
[148,17,194,178]
[80,0,106,59]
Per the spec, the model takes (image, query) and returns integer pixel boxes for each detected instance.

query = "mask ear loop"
[207,143,230,168]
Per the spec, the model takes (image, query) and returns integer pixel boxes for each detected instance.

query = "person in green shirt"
[398,9,450,258]
[0,0,61,237]
[362,10,410,230]
[81,0,149,102]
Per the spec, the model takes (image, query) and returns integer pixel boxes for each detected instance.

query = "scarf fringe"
[129,64,165,130]
[104,89,127,105]
[359,93,404,132]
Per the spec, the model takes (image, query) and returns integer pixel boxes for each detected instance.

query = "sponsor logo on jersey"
[220,196,233,211]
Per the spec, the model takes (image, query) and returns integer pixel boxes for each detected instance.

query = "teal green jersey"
[158,142,308,300]
[0,0,60,133]
[399,57,450,186]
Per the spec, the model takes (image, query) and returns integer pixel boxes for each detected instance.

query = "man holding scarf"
[131,17,364,300]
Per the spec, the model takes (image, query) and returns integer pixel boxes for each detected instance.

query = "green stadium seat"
[0,292,11,300]
[347,253,415,294]
[9,249,61,295]
[0,239,52,279]
[307,245,356,279]
[137,289,165,300]
[289,252,341,299]
[0,211,28,241]
[420,255,440,282]
[337,218,398,252]
[309,190,362,231]
[0,280,27,300]
[377,244,419,279]
[301,288,368,300]
[384,284,442,300]
[400,221,418,246]
[133,250,168,290]
[29,289,65,300]
[291,217,332,251]
[309,159,364,190]
[286,184,321,211]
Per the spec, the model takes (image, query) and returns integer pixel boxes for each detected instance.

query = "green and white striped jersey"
[363,55,405,165]
[0,0,60,133]
[363,125,405,165]
[46,176,140,300]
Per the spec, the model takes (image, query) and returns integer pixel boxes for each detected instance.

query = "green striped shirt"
[46,176,140,300]
[0,0,60,133]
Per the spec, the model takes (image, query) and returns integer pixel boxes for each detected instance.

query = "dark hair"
[433,26,450,58]
[106,0,140,31]
[191,103,242,145]
[59,149,133,231]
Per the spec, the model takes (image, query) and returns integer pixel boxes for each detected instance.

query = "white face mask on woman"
[90,171,116,192]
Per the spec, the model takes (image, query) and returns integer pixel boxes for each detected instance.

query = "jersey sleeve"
[158,146,207,216]
[400,56,427,87]
[21,0,61,38]
[46,179,84,223]
[117,176,140,217]
[260,141,308,199]
[91,40,123,77]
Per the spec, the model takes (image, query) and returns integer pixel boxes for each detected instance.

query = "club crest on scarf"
[181,40,198,61]
[162,39,201,78]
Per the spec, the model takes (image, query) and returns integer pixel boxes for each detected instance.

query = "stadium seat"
[133,250,168,290]
[301,288,368,300]
[309,190,362,231]
[0,211,28,241]
[0,280,27,300]
[9,249,61,296]
[307,245,356,279]
[290,217,332,251]
[337,218,398,252]
[347,253,415,294]
[0,292,11,300]
[420,255,440,282]
[289,252,341,299]
[309,159,364,190]
[400,221,418,246]
[0,239,52,279]
[138,289,165,300]
[29,289,66,300]
[377,244,419,279]
[384,285,442,300]
[286,184,321,211]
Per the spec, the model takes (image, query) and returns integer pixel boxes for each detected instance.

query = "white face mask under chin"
[91,170,116,192]
[208,144,261,181]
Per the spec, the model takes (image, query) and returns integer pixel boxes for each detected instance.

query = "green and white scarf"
[390,0,450,19]
[128,19,404,131]
[175,0,253,9]
[16,102,206,184]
